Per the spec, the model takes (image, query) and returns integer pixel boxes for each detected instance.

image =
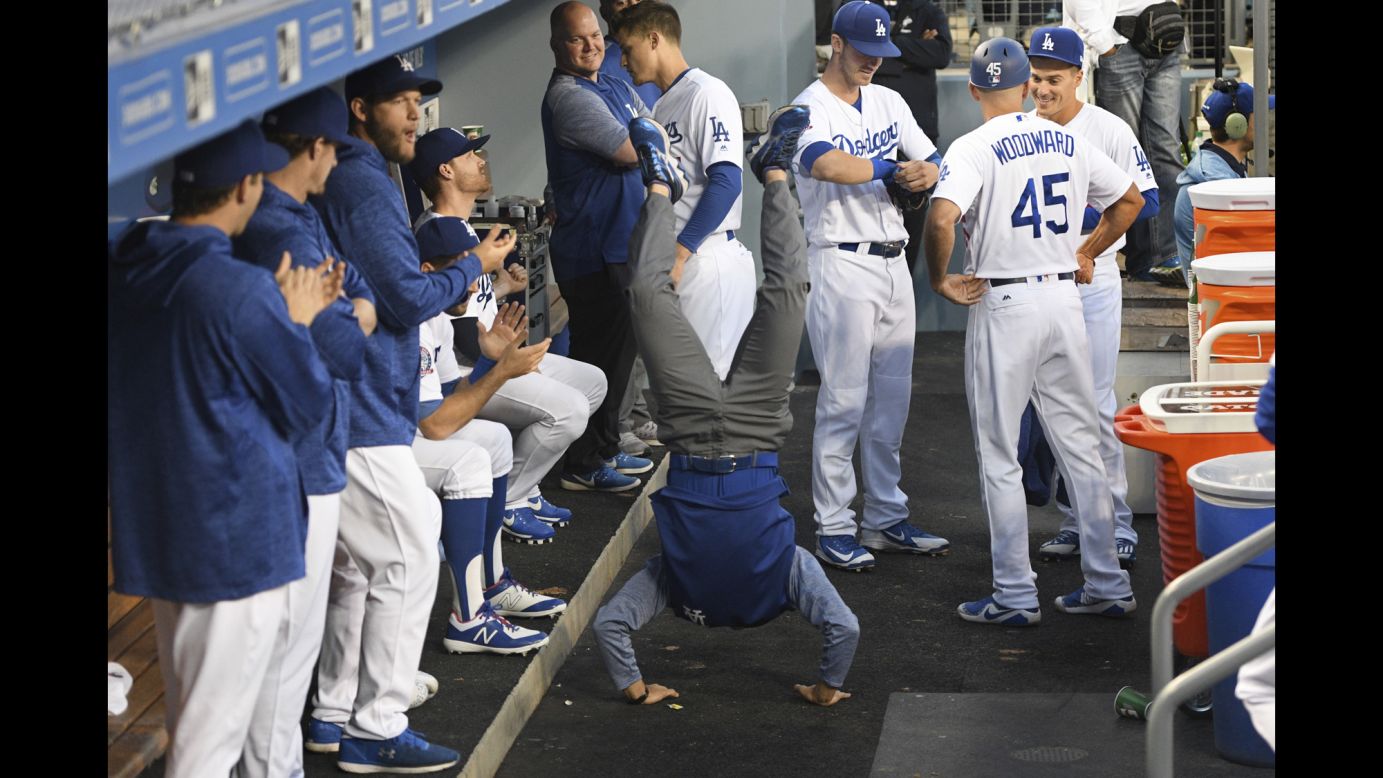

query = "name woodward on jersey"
[991,128,1077,165]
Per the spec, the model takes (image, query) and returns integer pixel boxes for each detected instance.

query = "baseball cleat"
[561,465,641,493]
[527,494,573,527]
[746,104,810,183]
[860,520,950,555]
[1053,586,1137,617]
[443,604,550,655]
[816,534,876,571]
[337,727,460,774]
[487,568,567,618]
[608,451,654,475]
[957,596,1041,626]
[629,117,687,202]
[501,506,555,544]
[306,717,343,753]
[1038,529,1081,561]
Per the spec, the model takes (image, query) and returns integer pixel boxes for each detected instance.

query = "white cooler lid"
[1138,380,1264,434]
[1187,450,1275,500]
[1191,252,1275,286]
[1187,177,1276,211]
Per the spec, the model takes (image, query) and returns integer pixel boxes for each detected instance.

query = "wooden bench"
[108,511,168,778]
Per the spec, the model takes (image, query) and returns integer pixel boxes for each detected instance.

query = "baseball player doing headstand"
[923,37,1141,626]
[592,107,860,708]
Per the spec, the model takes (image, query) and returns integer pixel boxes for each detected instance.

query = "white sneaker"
[409,671,439,709]
[633,420,664,447]
[619,430,650,456]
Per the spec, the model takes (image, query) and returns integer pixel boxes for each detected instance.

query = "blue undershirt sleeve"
[799,141,835,176]
[676,162,741,252]
[1136,188,1160,221]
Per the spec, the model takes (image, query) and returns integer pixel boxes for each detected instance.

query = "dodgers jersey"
[933,112,1133,278]
[418,314,463,408]
[655,67,744,235]
[1027,102,1157,259]
[414,210,500,332]
[791,80,937,247]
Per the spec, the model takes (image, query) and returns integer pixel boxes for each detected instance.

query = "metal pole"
[1252,0,1270,174]
[1151,522,1275,694]
[1214,0,1224,77]
[1147,625,1276,778]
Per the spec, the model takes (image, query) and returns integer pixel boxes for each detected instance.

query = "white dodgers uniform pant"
[677,231,758,381]
[312,445,441,740]
[1053,257,1137,543]
[478,352,604,509]
[965,278,1131,609]
[237,493,341,778]
[807,244,915,536]
[153,583,288,778]
[412,419,513,613]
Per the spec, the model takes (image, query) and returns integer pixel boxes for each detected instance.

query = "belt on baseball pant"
[989,272,1075,287]
[670,451,778,474]
[837,241,904,258]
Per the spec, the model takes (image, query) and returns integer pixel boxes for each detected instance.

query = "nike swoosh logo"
[983,606,1008,621]
[823,545,855,563]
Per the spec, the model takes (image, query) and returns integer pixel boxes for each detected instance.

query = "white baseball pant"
[965,278,1131,609]
[676,232,758,381]
[478,352,605,509]
[153,583,288,778]
[807,245,915,537]
[1052,257,1137,543]
[311,445,441,740]
[236,493,341,778]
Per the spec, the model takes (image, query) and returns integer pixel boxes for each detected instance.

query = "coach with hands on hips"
[791,0,950,572]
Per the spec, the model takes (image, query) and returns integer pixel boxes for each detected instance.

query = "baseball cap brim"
[845,37,902,58]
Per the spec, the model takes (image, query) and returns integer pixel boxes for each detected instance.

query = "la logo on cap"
[875,18,886,37]
[395,54,414,72]
[1042,34,1055,51]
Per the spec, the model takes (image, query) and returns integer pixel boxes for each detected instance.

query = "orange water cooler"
[1189,178,1275,259]
[1189,252,1275,380]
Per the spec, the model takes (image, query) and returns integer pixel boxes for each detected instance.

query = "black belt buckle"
[880,241,904,258]
[707,455,738,474]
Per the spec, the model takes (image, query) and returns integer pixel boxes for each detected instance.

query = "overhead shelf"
[108,0,510,186]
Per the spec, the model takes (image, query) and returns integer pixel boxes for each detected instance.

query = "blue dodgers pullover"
[313,137,482,447]
[108,220,333,602]
[234,182,372,495]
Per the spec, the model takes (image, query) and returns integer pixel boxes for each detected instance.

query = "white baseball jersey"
[419,314,463,405]
[415,209,499,330]
[1028,102,1157,259]
[933,112,1133,278]
[790,80,937,247]
[654,67,743,235]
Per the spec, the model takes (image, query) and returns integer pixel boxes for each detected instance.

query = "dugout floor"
[140,332,1274,778]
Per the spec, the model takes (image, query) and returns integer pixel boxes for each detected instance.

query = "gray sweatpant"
[594,180,859,691]
[593,548,861,690]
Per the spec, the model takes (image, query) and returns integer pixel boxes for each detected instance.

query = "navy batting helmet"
[970,36,1030,90]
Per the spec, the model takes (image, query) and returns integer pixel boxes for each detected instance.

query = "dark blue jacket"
[313,137,482,446]
[108,220,332,602]
[235,182,372,494]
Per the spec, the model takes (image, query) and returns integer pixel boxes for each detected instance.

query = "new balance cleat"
[443,604,550,655]
[306,717,343,753]
[1053,586,1137,617]
[337,727,459,774]
[629,117,687,202]
[957,596,1041,626]
[487,568,567,618]
[1038,529,1081,561]
[860,520,950,556]
[816,534,876,571]
[501,506,555,544]
[561,466,641,493]
[746,104,810,183]
[608,451,654,475]
[527,494,573,527]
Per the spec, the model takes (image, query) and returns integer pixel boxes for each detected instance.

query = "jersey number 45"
[1011,173,1070,238]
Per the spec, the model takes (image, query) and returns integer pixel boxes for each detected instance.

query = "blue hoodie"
[235,182,371,495]
[108,220,333,602]
[312,137,482,447]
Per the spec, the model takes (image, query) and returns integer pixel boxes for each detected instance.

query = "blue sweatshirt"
[234,181,372,494]
[312,137,482,447]
[108,220,333,602]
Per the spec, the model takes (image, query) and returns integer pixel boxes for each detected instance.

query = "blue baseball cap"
[1201,81,1274,128]
[1028,26,1083,69]
[832,1,901,58]
[415,216,481,263]
[262,87,351,145]
[970,36,1030,90]
[406,127,491,184]
[174,120,291,188]
[345,53,443,103]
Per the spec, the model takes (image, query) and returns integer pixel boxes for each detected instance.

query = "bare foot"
[794,682,851,707]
